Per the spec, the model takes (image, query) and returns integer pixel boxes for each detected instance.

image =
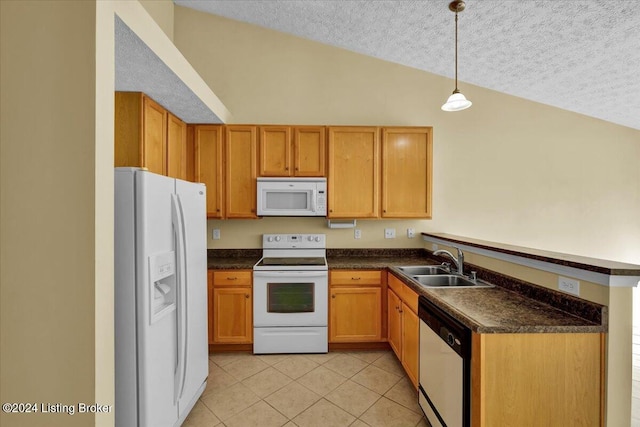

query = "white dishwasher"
[418,296,471,427]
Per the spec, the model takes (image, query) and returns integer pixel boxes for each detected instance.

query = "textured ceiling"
[115,16,224,123]
[174,0,640,130]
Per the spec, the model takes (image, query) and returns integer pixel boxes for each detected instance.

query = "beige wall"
[139,0,174,41]
[0,1,111,426]
[173,8,639,426]
[207,218,429,249]
[174,7,640,265]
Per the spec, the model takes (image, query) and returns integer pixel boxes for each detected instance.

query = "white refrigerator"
[115,168,208,427]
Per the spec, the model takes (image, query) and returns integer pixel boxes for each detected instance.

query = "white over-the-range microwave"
[257,177,327,216]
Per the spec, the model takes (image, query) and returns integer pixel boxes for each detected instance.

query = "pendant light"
[441,0,472,111]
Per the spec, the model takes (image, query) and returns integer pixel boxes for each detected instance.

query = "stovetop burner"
[254,233,328,271]
[258,257,327,267]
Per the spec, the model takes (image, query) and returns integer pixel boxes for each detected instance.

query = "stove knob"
[267,236,273,242]
[315,236,321,242]
[275,236,281,242]
[307,236,314,242]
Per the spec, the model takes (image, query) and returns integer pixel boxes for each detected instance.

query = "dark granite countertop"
[388,266,605,334]
[207,248,606,334]
[207,249,260,270]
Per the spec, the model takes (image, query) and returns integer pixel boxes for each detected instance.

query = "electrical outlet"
[212,229,221,240]
[354,229,362,239]
[384,228,396,239]
[558,276,580,296]
[407,228,415,238]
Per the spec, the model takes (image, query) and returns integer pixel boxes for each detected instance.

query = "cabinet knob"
[285,167,289,171]
[295,167,299,171]
[351,277,361,280]
[331,294,336,299]
[245,294,250,299]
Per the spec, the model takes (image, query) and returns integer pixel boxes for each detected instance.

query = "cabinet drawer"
[402,285,418,314]
[331,270,381,286]
[213,270,252,286]
[388,273,404,295]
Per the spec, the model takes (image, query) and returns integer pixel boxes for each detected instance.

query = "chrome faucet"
[433,247,464,275]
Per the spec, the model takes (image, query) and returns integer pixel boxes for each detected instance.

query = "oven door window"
[267,282,315,313]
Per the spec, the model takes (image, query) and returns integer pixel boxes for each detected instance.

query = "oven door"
[253,270,328,327]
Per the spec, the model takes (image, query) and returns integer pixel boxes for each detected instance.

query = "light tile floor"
[184,350,427,427]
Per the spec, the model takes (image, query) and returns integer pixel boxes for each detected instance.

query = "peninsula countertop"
[207,248,606,334]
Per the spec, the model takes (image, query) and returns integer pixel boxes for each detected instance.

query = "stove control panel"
[263,234,326,249]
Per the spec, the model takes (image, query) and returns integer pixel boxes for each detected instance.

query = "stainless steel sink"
[397,265,450,276]
[411,274,493,289]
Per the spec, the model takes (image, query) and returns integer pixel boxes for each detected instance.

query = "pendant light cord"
[454,11,459,92]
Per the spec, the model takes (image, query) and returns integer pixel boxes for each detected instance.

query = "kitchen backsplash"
[206,217,433,249]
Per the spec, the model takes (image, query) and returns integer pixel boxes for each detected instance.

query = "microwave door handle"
[310,190,316,213]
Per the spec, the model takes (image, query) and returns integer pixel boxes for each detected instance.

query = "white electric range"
[252,234,328,354]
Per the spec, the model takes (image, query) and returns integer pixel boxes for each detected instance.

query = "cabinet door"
[327,127,380,218]
[212,287,252,344]
[402,305,419,388]
[259,126,292,176]
[381,127,432,218]
[167,113,187,180]
[330,287,382,342]
[194,125,224,218]
[226,126,257,218]
[388,289,402,358]
[142,95,167,175]
[294,126,326,176]
[207,271,214,345]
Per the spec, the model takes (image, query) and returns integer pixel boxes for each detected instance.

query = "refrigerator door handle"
[171,194,188,403]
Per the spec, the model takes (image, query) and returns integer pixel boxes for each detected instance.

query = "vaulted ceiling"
[174,0,640,130]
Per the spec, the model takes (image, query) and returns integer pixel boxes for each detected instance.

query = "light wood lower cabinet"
[329,270,384,343]
[387,273,419,388]
[471,332,603,427]
[210,270,252,344]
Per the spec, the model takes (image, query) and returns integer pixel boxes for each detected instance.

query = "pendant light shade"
[442,90,472,111]
[442,0,472,112]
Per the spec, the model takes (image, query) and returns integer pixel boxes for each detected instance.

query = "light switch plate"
[384,228,396,239]
[354,229,362,239]
[213,229,221,240]
[407,228,415,238]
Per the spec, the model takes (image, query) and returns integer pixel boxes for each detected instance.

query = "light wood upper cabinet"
[327,127,380,218]
[167,112,187,180]
[194,125,224,218]
[259,126,325,177]
[294,126,326,176]
[381,127,432,218]
[259,126,291,176]
[115,92,188,179]
[329,270,383,343]
[226,126,257,218]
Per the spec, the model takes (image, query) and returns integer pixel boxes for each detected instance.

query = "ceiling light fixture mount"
[442,0,472,112]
